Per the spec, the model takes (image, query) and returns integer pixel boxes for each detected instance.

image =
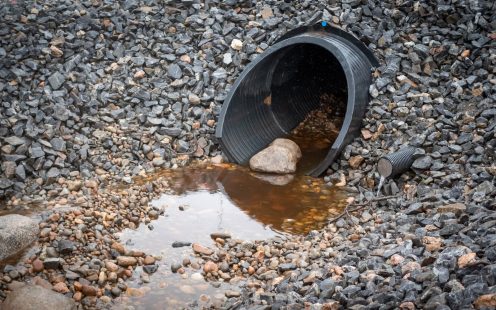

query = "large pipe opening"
[216,24,378,176]
[270,44,348,173]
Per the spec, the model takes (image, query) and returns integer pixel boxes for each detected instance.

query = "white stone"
[223,53,232,65]
[230,39,243,51]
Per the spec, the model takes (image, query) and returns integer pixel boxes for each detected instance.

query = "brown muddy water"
[113,164,348,309]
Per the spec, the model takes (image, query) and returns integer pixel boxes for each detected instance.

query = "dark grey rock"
[167,64,182,79]
[172,241,191,248]
[143,264,158,274]
[279,263,297,272]
[4,136,26,146]
[58,239,75,255]
[29,145,45,158]
[412,156,432,169]
[46,167,61,179]
[176,140,190,153]
[48,72,65,90]
[171,262,182,273]
[15,164,26,180]
[50,138,66,152]
[0,179,14,189]
[43,258,62,269]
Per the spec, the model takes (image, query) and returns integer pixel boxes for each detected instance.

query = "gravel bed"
[0,0,495,309]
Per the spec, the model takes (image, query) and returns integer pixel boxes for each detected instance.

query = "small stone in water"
[192,243,213,255]
[117,256,137,267]
[143,256,155,265]
[126,287,146,298]
[111,287,121,297]
[172,241,192,248]
[203,261,218,273]
[191,273,203,281]
[143,265,158,274]
[171,263,182,273]
[225,290,241,298]
[210,232,231,240]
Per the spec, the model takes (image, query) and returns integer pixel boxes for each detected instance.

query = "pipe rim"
[216,26,377,177]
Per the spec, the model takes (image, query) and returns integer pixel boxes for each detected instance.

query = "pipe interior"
[223,43,348,173]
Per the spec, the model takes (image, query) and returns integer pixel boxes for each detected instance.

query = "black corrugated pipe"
[377,147,418,178]
[216,22,379,177]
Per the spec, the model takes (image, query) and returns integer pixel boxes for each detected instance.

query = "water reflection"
[134,164,347,234]
[114,164,347,309]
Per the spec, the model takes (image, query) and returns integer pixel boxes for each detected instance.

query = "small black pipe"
[377,147,417,178]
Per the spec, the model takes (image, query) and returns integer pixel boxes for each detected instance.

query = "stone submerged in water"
[0,214,39,261]
[2,284,76,310]
[192,243,214,255]
[172,241,192,248]
[249,138,301,174]
[251,173,295,186]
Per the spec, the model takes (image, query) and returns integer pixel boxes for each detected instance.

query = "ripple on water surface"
[114,164,348,309]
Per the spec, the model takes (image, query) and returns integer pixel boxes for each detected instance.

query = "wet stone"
[192,243,214,256]
[32,259,44,272]
[210,232,231,240]
[0,178,14,189]
[117,256,137,267]
[58,239,75,255]
[225,290,241,298]
[43,258,62,269]
[143,265,158,274]
[249,139,301,174]
[172,241,191,248]
[171,263,182,273]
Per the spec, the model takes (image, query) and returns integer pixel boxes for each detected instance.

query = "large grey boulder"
[0,214,39,261]
[249,139,302,174]
[271,138,302,159]
[1,284,76,310]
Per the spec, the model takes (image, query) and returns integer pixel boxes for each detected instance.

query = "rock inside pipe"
[377,147,417,178]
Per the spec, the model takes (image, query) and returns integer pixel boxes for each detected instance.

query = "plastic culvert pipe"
[216,22,379,177]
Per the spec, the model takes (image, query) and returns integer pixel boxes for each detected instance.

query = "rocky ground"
[0,0,495,309]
